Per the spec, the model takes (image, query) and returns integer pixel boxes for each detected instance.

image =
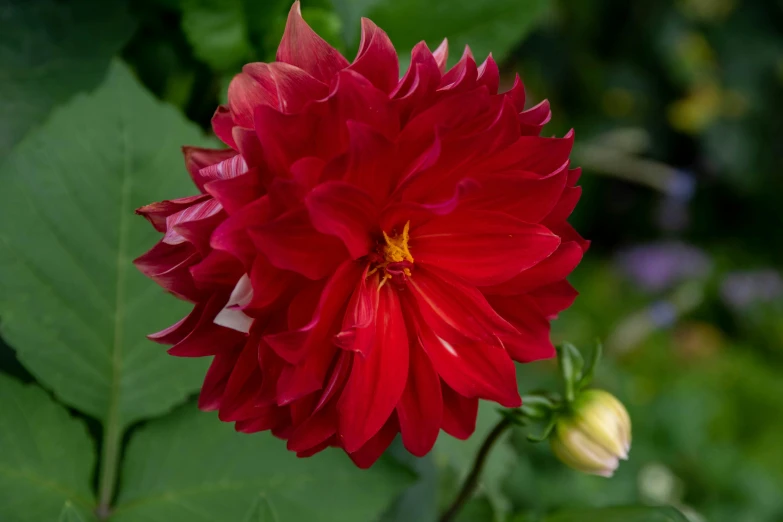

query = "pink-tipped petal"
[277,2,349,83]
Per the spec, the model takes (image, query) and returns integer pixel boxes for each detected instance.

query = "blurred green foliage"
[1,0,782,521]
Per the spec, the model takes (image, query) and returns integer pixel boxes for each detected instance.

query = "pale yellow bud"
[550,389,632,477]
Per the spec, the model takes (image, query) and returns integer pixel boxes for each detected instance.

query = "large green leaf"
[543,506,691,522]
[0,374,97,522]
[180,0,253,72]
[110,404,414,522]
[0,0,134,159]
[0,61,210,427]
[330,0,550,64]
[58,502,91,522]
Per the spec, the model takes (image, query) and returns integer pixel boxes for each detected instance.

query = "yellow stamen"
[382,221,414,264]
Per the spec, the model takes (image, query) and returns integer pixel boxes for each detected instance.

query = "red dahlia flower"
[135,2,587,468]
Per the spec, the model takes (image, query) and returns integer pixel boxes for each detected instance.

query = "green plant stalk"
[439,415,514,522]
[97,409,123,519]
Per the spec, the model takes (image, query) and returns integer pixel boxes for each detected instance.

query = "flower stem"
[439,415,513,522]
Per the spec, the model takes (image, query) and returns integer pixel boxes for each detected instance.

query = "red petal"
[167,294,246,357]
[412,309,521,407]
[196,154,248,184]
[348,18,399,93]
[334,270,379,357]
[529,280,579,318]
[392,42,442,122]
[199,345,242,410]
[136,194,210,233]
[519,99,552,136]
[183,147,237,193]
[488,294,555,363]
[263,263,353,364]
[439,46,477,93]
[239,62,328,115]
[475,130,574,175]
[338,286,409,452]
[211,105,237,149]
[343,121,396,203]
[204,168,264,215]
[277,1,349,83]
[162,199,223,246]
[234,405,289,433]
[148,300,206,345]
[482,241,584,295]
[397,342,442,456]
[407,268,517,342]
[245,255,299,311]
[432,39,449,74]
[249,207,348,280]
[545,185,582,223]
[347,414,399,469]
[133,241,202,301]
[505,74,526,112]
[476,54,500,94]
[441,384,478,440]
[287,405,337,453]
[314,350,352,413]
[190,249,244,289]
[460,162,568,223]
[305,181,377,259]
[211,196,273,267]
[219,333,264,422]
[413,210,561,286]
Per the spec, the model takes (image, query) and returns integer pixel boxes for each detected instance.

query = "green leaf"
[0,0,134,159]
[242,496,278,522]
[331,0,550,64]
[110,404,414,522]
[377,441,438,522]
[0,374,97,522]
[58,502,90,522]
[0,61,210,427]
[180,0,253,72]
[543,505,691,522]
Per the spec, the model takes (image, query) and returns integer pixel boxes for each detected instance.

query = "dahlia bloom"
[135,2,587,468]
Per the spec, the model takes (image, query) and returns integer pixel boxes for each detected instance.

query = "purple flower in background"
[720,270,783,310]
[616,241,712,292]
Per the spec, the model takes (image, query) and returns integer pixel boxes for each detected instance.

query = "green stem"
[96,413,123,520]
[439,415,513,522]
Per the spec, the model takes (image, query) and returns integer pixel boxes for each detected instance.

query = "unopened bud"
[550,389,631,477]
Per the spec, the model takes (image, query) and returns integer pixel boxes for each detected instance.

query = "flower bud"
[550,389,631,477]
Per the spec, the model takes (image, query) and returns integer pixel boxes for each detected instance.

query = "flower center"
[369,221,414,286]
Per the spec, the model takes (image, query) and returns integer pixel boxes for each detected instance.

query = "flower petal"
[432,38,449,74]
[277,1,349,83]
[407,267,518,341]
[249,207,348,280]
[412,308,520,407]
[338,286,409,453]
[529,280,579,318]
[482,241,584,295]
[347,414,399,469]
[305,181,377,259]
[348,18,399,93]
[488,294,555,363]
[397,342,442,456]
[168,293,247,357]
[211,105,237,149]
[136,194,210,233]
[183,147,238,192]
[441,384,478,440]
[413,210,561,286]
